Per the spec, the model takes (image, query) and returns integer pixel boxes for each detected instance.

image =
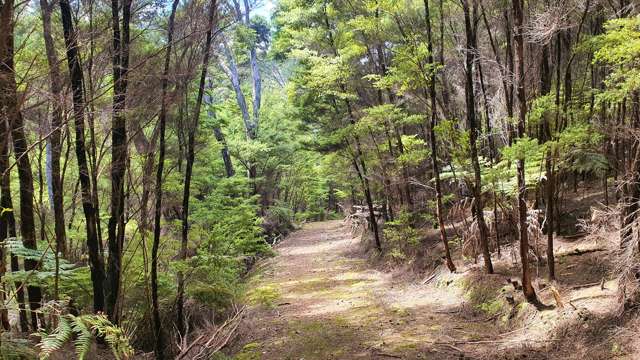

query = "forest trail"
[232,220,626,359]
[235,220,579,360]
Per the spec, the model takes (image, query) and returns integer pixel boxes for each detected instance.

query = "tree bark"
[204,81,234,177]
[152,0,180,356]
[512,0,539,303]
[0,119,24,331]
[39,0,67,259]
[425,0,455,272]
[106,0,132,324]
[177,0,217,336]
[462,0,493,274]
[0,0,43,328]
[59,0,106,313]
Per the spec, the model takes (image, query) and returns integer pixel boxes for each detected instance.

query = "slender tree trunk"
[540,42,555,280]
[204,82,234,177]
[621,93,640,248]
[39,0,67,259]
[1,4,35,331]
[213,126,234,177]
[425,0,455,272]
[59,0,106,312]
[107,0,132,324]
[504,10,515,143]
[241,0,261,124]
[177,0,217,336]
[0,1,43,328]
[512,0,539,303]
[152,0,180,356]
[86,0,104,259]
[462,0,493,274]
[0,120,22,331]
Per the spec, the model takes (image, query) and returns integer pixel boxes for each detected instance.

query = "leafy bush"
[382,211,421,261]
[262,205,295,242]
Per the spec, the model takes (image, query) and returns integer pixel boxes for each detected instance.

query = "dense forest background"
[1,0,640,358]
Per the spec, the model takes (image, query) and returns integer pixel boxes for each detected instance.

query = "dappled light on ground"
[232,221,636,360]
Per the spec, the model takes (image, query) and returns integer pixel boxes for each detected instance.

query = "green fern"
[38,316,74,359]
[71,316,92,359]
[37,314,133,360]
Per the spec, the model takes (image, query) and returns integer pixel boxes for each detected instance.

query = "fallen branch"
[560,248,607,257]
[177,306,246,360]
[375,352,402,358]
[567,281,601,290]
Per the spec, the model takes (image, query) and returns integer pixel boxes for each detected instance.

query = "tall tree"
[462,0,493,274]
[177,0,217,336]
[512,0,538,303]
[106,0,132,324]
[152,0,181,356]
[0,0,43,329]
[424,0,455,272]
[39,0,67,260]
[59,0,106,313]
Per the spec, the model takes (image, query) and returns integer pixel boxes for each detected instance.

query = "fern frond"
[72,315,93,360]
[38,315,73,360]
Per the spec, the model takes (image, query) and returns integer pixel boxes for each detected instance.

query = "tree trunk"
[152,0,180,356]
[39,0,67,259]
[0,1,43,328]
[462,0,493,274]
[540,41,555,280]
[204,83,234,177]
[106,0,132,324]
[177,0,217,336]
[425,0,455,272]
[513,0,539,303]
[0,119,24,331]
[59,0,106,313]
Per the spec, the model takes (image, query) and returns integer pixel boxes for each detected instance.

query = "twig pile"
[176,306,246,360]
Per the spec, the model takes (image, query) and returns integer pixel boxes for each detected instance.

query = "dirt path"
[232,220,621,360]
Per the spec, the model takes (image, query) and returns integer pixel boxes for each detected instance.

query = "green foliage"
[592,15,640,103]
[246,284,281,308]
[185,176,270,308]
[0,333,38,359]
[1,239,93,307]
[383,211,422,261]
[554,123,608,175]
[397,135,430,167]
[37,314,133,360]
[527,94,557,128]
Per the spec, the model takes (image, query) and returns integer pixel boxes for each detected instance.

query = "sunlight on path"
[236,221,479,359]
[234,221,622,360]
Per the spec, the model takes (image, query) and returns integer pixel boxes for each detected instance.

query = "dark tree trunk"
[0,1,43,328]
[213,126,234,177]
[152,0,180,356]
[0,0,29,332]
[59,0,106,313]
[504,10,515,143]
[462,0,493,274]
[540,42,555,280]
[0,120,24,331]
[621,93,640,248]
[106,0,132,324]
[425,0,455,272]
[204,83,234,177]
[39,0,67,259]
[177,0,217,336]
[513,0,539,303]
